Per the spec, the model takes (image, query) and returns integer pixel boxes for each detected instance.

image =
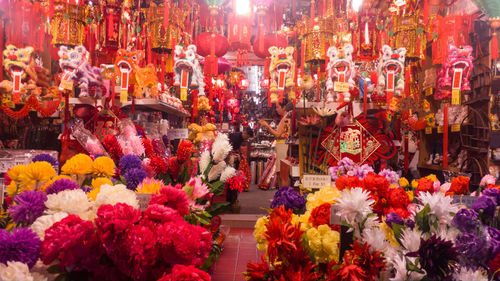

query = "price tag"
[425,127,432,134]
[59,79,74,91]
[302,174,332,189]
[180,88,187,101]
[334,81,349,92]
[168,128,189,139]
[120,90,128,103]
[451,89,460,105]
[437,126,443,133]
[136,193,152,211]
[425,88,433,96]
[451,124,460,132]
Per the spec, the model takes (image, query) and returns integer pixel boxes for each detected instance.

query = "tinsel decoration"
[0,89,61,120]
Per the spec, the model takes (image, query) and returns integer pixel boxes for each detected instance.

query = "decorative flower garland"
[1,88,62,119]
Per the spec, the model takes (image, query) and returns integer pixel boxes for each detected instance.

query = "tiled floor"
[211,228,261,281]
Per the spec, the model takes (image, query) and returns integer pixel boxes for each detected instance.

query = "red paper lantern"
[253,33,288,59]
[260,78,270,88]
[238,77,250,90]
[194,32,229,57]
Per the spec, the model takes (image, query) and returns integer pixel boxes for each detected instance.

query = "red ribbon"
[443,104,448,168]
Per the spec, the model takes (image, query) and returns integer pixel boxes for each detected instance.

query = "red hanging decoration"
[443,104,448,168]
[0,89,62,120]
[423,0,429,24]
[492,30,499,60]
[163,0,169,29]
[192,89,199,123]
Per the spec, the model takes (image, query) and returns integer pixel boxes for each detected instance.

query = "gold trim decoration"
[393,10,428,60]
[147,4,186,53]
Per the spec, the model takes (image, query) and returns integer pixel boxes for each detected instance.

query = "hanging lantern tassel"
[443,104,448,168]
[423,0,429,24]
[11,70,24,104]
[163,1,169,29]
[491,23,499,60]
[107,9,114,40]
[180,70,188,101]
[49,0,54,19]
[119,68,130,103]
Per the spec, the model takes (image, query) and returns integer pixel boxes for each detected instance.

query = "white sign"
[452,195,478,208]
[168,128,189,140]
[302,174,332,189]
[136,193,152,211]
[330,205,342,225]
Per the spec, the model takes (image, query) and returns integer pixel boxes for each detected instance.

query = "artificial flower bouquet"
[0,153,225,281]
[248,162,500,280]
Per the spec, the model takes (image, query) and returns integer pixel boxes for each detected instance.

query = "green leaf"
[392,223,405,240]
[209,181,225,196]
[177,166,190,184]
[204,162,213,178]
[415,204,431,233]
[205,202,231,217]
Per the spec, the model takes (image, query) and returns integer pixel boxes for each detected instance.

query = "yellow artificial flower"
[425,174,438,182]
[92,156,116,177]
[407,190,414,201]
[399,177,409,187]
[298,211,312,232]
[61,154,93,175]
[7,164,27,182]
[137,179,163,194]
[254,216,269,252]
[91,177,113,190]
[411,180,418,189]
[19,162,56,189]
[6,182,19,197]
[87,187,101,201]
[380,222,400,247]
[306,225,340,263]
[39,175,72,192]
[306,186,341,211]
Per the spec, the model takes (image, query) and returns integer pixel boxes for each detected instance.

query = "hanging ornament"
[194,32,229,76]
[268,46,296,103]
[253,33,287,79]
[251,0,272,15]
[204,0,225,16]
[431,14,475,65]
[435,44,473,101]
[325,44,357,103]
[173,45,206,100]
[5,1,44,50]
[373,45,406,108]
[48,0,87,47]
[147,3,184,53]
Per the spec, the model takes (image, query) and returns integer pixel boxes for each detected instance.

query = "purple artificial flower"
[347,164,374,179]
[270,186,306,212]
[378,169,400,184]
[119,154,143,171]
[329,166,340,181]
[472,196,497,218]
[8,191,47,225]
[405,218,415,229]
[124,168,147,190]
[32,154,58,170]
[483,188,500,206]
[489,227,500,258]
[385,212,404,228]
[45,178,81,195]
[0,228,41,268]
[455,232,489,267]
[451,208,479,233]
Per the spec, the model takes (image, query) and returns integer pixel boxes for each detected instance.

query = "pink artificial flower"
[440,182,451,193]
[142,158,156,178]
[150,186,190,216]
[432,180,441,193]
[143,204,181,224]
[187,177,210,199]
[480,175,496,187]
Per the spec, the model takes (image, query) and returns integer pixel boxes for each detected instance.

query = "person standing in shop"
[258,99,293,187]
[229,126,254,169]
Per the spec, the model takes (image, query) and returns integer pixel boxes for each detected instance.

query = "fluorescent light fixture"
[352,0,362,12]
[236,0,251,15]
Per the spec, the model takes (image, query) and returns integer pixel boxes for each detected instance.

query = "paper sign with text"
[452,195,478,208]
[137,193,152,211]
[168,128,189,139]
[302,174,332,189]
[334,82,349,92]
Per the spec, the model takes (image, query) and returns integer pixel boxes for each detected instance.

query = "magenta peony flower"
[158,264,211,281]
[150,186,190,216]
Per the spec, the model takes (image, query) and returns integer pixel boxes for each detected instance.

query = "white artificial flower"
[0,261,34,281]
[434,223,459,243]
[94,184,139,210]
[220,166,237,182]
[453,266,488,281]
[400,228,422,253]
[208,161,226,182]
[45,189,94,220]
[362,227,389,253]
[30,212,68,240]
[199,151,211,174]
[417,192,459,224]
[335,187,375,225]
[211,134,232,163]
[389,254,425,281]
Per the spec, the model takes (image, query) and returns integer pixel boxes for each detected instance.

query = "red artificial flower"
[150,156,168,175]
[363,173,390,195]
[309,203,331,228]
[329,240,385,281]
[177,140,194,162]
[168,157,180,179]
[448,176,469,195]
[3,173,11,186]
[156,220,212,268]
[120,224,157,281]
[142,138,155,159]
[416,178,434,195]
[102,134,123,162]
[245,256,271,281]
[388,187,410,209]
[328,263,366,281]
[157,264,211,281]
[226,173,247,193]
[94,203,142,250]
[41,215,104,272]
[150,186,190,216]
[335,175,364,191]
[385,207,410,219]
[489,252,500,277]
